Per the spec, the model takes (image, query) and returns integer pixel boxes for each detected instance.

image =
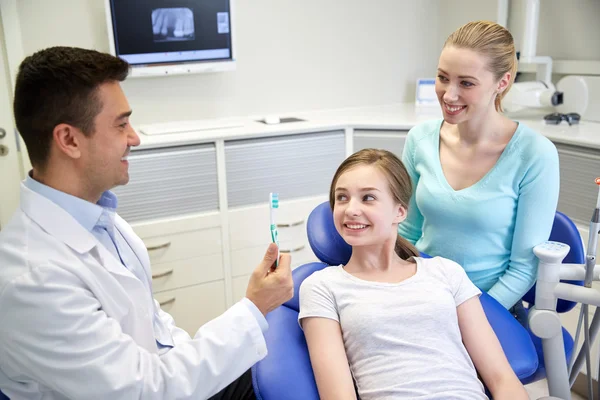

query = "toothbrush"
[269,192,280,268]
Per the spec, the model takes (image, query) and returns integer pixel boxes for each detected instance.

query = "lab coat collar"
[19,184,146,282]
[20,183,98,254]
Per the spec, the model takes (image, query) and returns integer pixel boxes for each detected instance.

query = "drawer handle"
[280,244,306,253]
[146,241,172,252]
[277,220,304,228]
[152,268,174,279]
[158,296,176,307]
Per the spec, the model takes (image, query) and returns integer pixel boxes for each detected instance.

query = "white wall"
[508,0,600,62]
[437,0,600,84]
[12,0,441,125]
[437,0,501,50]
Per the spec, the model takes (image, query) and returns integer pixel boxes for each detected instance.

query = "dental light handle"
[533,241,570,310]
[584,179,600,287]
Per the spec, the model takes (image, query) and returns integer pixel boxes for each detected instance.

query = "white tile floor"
[525,379,587,399]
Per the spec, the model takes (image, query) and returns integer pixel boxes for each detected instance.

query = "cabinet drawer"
[232,274,251,303]
[228,195,327,250]
[225,131,345,208]
[151,253,224,293]
[112,144,219,223]
[155,280,227,336]
[141,227,223,266]
[231,240,317,277]
[353,130,408,158]
[133,212,222,263]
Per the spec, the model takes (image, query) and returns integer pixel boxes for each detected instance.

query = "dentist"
[0,46,293,400]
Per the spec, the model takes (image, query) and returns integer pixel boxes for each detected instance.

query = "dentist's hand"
[246,243,293,316]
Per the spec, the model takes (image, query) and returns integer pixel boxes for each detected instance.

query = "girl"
[299,148,528,400]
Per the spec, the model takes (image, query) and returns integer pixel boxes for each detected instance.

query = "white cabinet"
[228,195,328,302]
[224,131,345,303]
[224,131,345,208]
[118,143,224,335]
[232,275,251,304]
[112,144,219,223]
[132,212,226,335]
[352,129,408,158]
[553,142,600,225]
[155,280,227,336]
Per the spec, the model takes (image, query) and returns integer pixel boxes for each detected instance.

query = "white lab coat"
[0,184,267,400]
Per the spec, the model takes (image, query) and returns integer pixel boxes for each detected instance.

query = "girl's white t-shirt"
[299,256,487,400]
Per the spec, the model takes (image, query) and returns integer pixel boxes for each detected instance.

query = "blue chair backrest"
[282,202,349,311]
[522,211,586,312]
[0,389,8,399]
[306,201,352,266]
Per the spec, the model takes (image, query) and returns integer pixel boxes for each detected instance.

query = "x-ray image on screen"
[152,8,195,42]
[106,0,234,75]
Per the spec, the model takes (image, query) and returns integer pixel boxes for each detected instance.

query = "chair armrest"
[480,291,539,381]
[252,306,320,400]
[284,262,329,312]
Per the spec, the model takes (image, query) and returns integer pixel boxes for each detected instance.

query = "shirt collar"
[24,173,119,232]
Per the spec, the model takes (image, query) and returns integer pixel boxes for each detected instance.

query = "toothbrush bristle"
[270,192,279,208]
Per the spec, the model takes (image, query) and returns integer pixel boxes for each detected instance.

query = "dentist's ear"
[53,123,83,160]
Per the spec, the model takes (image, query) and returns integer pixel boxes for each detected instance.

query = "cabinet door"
[155,280,227,336]
[229,196,325,277]
[353,130,408,158]
[132,213,224,293]
[151,253,224,294]
[224,131,345,208]
[112,144,219,223]
[554,143,600,225]
[232,275,251,304]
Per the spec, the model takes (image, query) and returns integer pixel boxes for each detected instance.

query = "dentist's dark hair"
[13,46,130,171]
[329,148,419,260]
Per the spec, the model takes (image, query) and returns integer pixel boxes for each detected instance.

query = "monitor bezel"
[104,0,237,78]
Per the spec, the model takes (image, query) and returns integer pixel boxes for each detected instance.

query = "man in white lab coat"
[0,46,293,400]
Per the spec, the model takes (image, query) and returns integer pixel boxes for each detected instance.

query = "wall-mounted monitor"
[104,0,235,77]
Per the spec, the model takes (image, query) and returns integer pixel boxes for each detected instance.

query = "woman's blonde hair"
[444,20,518,112]
[329,148,419,260]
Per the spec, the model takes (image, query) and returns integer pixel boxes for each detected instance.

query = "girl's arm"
[302,317,357,400]
[457,296,529,400]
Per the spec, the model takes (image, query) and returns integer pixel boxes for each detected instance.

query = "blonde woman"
[398,21,560,322]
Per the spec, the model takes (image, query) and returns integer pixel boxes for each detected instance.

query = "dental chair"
[525,184,600,400]
[252,201,539,399]
[519,211,585,386]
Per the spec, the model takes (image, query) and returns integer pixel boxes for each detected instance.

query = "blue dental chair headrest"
[282,202,352,312]
[306,201,352,266]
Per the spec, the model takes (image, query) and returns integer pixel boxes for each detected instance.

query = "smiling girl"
[299,148,527,400]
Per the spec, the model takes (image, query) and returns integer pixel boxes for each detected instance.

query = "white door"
[0,13,23,229]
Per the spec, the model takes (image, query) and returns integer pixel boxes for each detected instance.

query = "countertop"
[135,103,600,150]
